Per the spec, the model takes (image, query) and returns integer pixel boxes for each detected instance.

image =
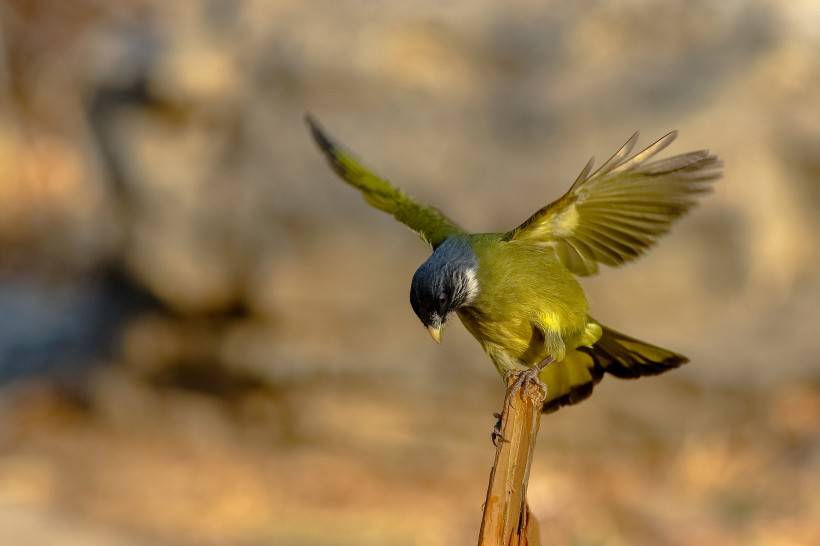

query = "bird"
[306,115,721,412]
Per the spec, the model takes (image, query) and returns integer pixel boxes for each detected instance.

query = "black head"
[409,237,479,343]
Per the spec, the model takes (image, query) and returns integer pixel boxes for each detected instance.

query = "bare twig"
[478,372,546,546]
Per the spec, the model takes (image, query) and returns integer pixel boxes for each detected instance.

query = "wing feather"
[584,131,639,183]
[306,115,463,248]
[505,131,722,275]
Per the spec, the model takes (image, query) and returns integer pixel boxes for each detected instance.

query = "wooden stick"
[478,372,546,546]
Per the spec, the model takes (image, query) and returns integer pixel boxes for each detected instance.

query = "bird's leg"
[496,356,555,443]
[535,355,555,372]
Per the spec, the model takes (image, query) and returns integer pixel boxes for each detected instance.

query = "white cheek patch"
[462,267,480,305]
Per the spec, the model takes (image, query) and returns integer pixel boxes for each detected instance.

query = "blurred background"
[0,1,818,544]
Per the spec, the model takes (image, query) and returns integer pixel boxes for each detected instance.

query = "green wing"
[505,131,722,275]
[306,115,464,248]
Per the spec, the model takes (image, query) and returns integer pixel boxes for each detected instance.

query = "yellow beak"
[427,324,443,344]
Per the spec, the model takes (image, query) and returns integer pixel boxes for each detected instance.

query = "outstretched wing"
[504,131,722,275]
[306,115,464,248]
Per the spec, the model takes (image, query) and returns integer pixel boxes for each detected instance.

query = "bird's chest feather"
[456,242,588,368]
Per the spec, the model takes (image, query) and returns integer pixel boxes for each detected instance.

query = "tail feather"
[579,325,688,378]
[541,324,688,413]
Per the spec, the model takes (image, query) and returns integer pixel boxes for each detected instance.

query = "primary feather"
[505,131,722,275]
[306,115,463,248]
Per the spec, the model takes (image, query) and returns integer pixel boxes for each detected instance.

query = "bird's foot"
[491,412,507,446]
[512,367,547,398]
[507,356,553,403]
[508,366,547,402]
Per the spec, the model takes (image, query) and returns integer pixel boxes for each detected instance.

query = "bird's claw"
[513,356,555,400]
[508,366,548,403]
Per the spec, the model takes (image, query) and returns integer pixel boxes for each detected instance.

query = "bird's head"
[409,237,479,343]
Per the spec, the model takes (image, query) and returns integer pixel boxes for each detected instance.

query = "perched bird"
[306,116,721,412]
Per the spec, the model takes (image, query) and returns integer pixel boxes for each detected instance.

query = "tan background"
[0,1,818,544]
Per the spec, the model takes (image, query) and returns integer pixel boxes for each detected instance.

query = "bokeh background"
[0,1,819,544]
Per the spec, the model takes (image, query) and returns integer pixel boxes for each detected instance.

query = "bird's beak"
[427,324,443,344]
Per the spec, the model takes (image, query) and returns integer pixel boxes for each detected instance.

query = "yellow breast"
[455,241,592,374]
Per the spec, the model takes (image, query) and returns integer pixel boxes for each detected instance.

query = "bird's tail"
[580,324,689,379]
[541,323,688,413]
